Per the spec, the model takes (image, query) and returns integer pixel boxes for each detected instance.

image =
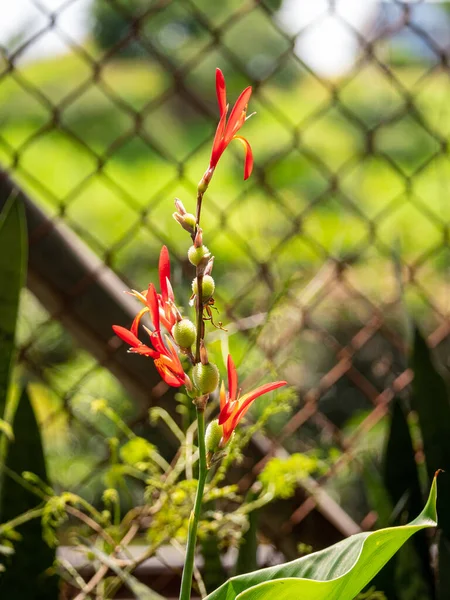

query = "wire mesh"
[1,0,450,564]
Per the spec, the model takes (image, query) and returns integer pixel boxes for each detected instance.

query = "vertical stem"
[194,190,205,364]
[179,409,208,600]
[196,191,204,228]
[194,272,203,363]
[180,181,209,598]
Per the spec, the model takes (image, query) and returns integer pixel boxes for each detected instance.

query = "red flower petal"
[215,68,227,117]
[130,345,159,359]
[233,135,253,180]
[148,329,167,355]
[159,246,171,303]
[219,381,227,412]
[224,86,252,144]
[154,359,185,387]
[227,354,238,402]
[240,381,287,407]
[218,399,238,426]
[164,335,185,376]
[112,325,141,348]
[147,283,160,331]
[165,277,175,303]
[210,109,228,167]
[131,307,149,337]
[219,380,287,438]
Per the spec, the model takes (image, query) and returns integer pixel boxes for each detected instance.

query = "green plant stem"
[194,271,204,363]
[0,506,44,535]
[195,191,204,229]
[179,408,208,600]
[194,189,205,363]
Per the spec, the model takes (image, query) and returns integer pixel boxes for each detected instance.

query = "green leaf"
[235,489,259,576]
[0,419,13,442]
[0,194,27,419]
[0,545,14,556]
[361,461,397,599]
[205,476,438,600]
[383,398,435,597]
[202,532,228,593]
[0,388,58,598]
[411,326,450,540]
[438,534,450,600]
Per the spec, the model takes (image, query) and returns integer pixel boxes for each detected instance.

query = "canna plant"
[113,70,287,600]
[112,68,440,600]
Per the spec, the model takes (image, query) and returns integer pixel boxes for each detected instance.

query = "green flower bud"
[172,319,196,348]
[188,244,210,266]
[205,419,223,454]
[192,362,219,394]
[192,275,215,301]
[184,213,197,230]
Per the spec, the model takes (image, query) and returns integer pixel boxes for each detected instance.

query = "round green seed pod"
[188,244,210,266]
[192,362,219,394]
[192,275,215,301]
[172,319,196,348]
[205,419,223,454]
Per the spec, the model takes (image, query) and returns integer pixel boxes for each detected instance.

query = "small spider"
[203,297,227,331]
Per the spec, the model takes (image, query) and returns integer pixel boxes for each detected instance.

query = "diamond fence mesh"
[1,0,450,570]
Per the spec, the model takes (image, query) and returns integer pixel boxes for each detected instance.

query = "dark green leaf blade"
[0,388,58,599]
[411,326,450,541]
[0,194,27,419]
[384,397,435,597]
[235,490,259,576]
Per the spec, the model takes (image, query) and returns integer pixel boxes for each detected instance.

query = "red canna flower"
[113,284,187,388]
[129,246,179,337]
[218,355,287,446]
[201,69,254,189]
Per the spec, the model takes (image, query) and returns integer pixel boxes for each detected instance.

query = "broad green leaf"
[205,476,438,600]
[361,461,397,599]
[0,388,58,598]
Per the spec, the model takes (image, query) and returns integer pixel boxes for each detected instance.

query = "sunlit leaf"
[205,476,438,600]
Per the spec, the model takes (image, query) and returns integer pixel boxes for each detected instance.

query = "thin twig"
[65,505,116,549]
[73,564,108,600]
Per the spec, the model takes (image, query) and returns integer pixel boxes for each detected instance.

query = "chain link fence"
[1,0,450,580]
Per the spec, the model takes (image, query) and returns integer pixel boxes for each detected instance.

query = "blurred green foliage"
[90,0,285,80]
[0,198,58,596]
[0,389,58,598]
[2,26,449,516]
